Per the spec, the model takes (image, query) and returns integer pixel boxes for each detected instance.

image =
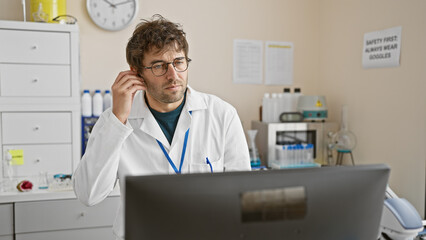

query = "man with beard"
[73,15,251,240]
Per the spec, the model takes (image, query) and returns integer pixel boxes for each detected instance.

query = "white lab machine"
[378,187,424,240]
[297,95,328,121]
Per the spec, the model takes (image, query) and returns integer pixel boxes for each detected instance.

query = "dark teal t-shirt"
[147,93,186,144]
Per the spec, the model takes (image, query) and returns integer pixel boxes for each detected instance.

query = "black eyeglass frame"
[143,57,192,77]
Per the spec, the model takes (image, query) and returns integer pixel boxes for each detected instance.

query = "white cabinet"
[0,29,70,64]
[0,20,81,183]
[14,197,119,240]
[0,64,71,97]
[0,20,115,240]
[15,227,114,240]
[0,203,13,239]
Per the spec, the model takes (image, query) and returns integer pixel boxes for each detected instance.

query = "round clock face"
[86,0,139,31]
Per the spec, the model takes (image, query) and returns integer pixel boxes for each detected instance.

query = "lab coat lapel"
[128,91,170,148]
[169,86,207,155]
[170,109,191,150]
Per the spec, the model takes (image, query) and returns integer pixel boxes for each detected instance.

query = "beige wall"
[318,0,426,216]
[1,0,425,216]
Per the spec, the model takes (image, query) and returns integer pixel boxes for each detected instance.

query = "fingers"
[112,71,145,93]
[113,70,143,88]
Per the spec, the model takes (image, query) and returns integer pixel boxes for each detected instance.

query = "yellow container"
[30,0,66,23]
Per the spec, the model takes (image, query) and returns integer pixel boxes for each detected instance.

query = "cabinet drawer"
[15,227,115,240]
[2,112,71,144]
[0,30,70,64]
[0,204,13,236]
[15,197,119,233]
[0,236,13,240]
[3,144,72,177]
[0,64,71,97]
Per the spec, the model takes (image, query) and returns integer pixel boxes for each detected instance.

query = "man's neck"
[145,94,184,113]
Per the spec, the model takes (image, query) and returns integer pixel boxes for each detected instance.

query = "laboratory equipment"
[247,130,261,167]
[272,144,317,169]
[92,89,103,117]
[49,173,72,191]
[126,164,390,240]
[378,187,424,240]
[297,95,328,121]
[16,180,33,192]
[30,0,66,23]
[31,2,49,22]
[103,90,112,111]
[81,116,99,156]
[292,88,302,113]
[281,88,292,114]
[331,105,357,165]
[262,88,303,123]
[252,121,337,167]
[2,151,15,192]
[37,171,49,189]
[279,112,303,122]
[81,90,92,117]
[262,93,272,122]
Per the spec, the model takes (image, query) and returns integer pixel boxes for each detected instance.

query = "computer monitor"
[125,164,390,240]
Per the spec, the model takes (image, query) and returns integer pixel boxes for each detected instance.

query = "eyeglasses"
[143,57,191,77]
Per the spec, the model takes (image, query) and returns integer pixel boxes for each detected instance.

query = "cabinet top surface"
[0,20,79,32]
[0,187,120,204]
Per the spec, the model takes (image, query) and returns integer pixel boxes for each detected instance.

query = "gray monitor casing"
[125,164,390,240]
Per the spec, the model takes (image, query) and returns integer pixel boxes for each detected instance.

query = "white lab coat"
[73,86,251,239]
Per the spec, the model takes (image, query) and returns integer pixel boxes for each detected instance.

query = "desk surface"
[0,186,120,203]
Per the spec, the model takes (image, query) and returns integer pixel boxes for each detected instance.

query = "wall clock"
[86,0,139,31]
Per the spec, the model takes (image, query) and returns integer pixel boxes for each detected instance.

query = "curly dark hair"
[126,14,189,76]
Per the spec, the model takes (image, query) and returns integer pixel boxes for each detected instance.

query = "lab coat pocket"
[190,158,223,173]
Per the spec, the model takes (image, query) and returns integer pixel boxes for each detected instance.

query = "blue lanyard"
[156,128,190,174]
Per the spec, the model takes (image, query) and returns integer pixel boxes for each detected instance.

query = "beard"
[145,78,187,104]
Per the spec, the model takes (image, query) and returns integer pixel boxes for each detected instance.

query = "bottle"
[277,93,284,122]
[262,93,271,122]
[271,93,279,122]
[103,90,112,111]
[306,144,314,163]
[92,89,103,117]
[81,90,92,117]
[282,88,292,113]
[292,88,302,112]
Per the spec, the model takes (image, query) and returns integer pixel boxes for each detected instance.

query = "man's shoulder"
[190,87,236,112]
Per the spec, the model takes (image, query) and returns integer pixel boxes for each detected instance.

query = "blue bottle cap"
[95,89,101,93]
[83,89,90,93]
[105,90,110,94]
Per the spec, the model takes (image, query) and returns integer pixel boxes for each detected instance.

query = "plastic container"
[103,90,112,111]
[262,93,271,122]
[30,0,66,23]
[292,88,302,112]
[282,88,292,113]
[92,89,103,117]
[271,93,279,123]
[305,144,314,163]
[81,90,92,117]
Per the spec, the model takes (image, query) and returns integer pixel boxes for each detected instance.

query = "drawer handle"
[31,45,38,50]
[35,159,41,163]
[80,212,85,217]
[33,78,39,83]
[34,126,40,131]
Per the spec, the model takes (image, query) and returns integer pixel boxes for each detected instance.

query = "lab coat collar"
[128,86,207,149]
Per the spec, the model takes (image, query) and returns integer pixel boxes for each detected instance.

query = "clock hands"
[103,0,117,8]
[115,0,133,7]
[102,0,132,8]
